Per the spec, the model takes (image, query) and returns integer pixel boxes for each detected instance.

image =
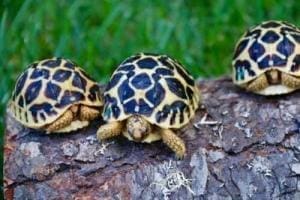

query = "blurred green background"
[1,0,300,194]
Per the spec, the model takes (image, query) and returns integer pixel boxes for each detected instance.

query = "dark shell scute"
[152,73,161,81]
[245,29,261,38]
[261,31,280,43]
[281,26,300,34]
[25,80,42,105]
[57,91,85,107]
[30,68,50,79]
[174,64,194,86]
[15,71,28,95]
[64,61,75,69]
[131,73,152,89]
[117,80,134,102]
[28,63,38,69]
[291,34,300,43]
[18,96,24,107]
[234,60,256,81]
[155,105,170,123]
[40,113,46,121]
[248,41,265,62]
[122,55,141,65]
[272,55,286,67]
[170,101,187,124]
[282,22,297,29]
[111,104,120,119]
[117,64,135,72]
[155,100,187,125]
[186,87,194,101]
[155,68,174,76]
[72,71,87,91]
[145,83,165,107]
[261,21,281,28]
[121,98,153,116]
[258,55,286,69]
[29,103,57,123]
[158,56,175,70]
[53,69,72,82]
[137,99,153,116]
[136,57,158,69]
[291,55,300,72]
[88,84,100,102]
[107,73,123,91]
[42,58,62,68]
[126,71,135,78]
[165,77,187,99]
[233,39,249,59]
[170,111,177,125]
[276,37,295,57]
[45,82,61,100]
[123,99,137,114]
[103,95,120,119]
[25,112,28,122]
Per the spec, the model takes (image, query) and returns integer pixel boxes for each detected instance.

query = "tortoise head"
[126,115,151,142]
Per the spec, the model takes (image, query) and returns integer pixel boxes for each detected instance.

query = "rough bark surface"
[4,78,300,200]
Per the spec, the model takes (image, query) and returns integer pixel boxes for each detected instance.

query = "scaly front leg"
[246,73,269,92]
[79,105,100,121]
[45,105,78,133]
[160,129,186,159]
[97,121,124,141]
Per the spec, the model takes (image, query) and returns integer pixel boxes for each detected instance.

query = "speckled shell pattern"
[9,58,103,128]
[233,21,300,85]
[102,53,200,129]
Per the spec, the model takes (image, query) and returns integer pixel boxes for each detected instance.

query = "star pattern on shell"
[9,57,103,128]
[233,21,300,84]
[102,53,200,129]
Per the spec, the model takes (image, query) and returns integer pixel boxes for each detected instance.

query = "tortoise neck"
[266,69,281,84]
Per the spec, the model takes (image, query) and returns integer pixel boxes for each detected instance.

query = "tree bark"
[4,78,300,200]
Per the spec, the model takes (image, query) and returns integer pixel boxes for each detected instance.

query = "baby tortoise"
[233,20,300,95]
[97,53,200,158]
[9,57,103,133]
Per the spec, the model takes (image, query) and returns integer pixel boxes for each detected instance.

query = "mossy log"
[4,78,300,199]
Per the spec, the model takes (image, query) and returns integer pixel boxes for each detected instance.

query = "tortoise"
[9,57,103,133]
[97,53,200,158]
[232,20,300,95]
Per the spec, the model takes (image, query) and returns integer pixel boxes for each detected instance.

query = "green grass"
[1,0,300,194]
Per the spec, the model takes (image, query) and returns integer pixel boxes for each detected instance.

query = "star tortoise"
[97,53,200,158]
[232,20,300,95]
[9,57,103,133]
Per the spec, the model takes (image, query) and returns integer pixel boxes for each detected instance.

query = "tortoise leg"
[97,121,124,141]
[79,105,100,121]
[246,73,269,92]
[45,108,75,133]
[160,129,186,159]
[281,72,300,88]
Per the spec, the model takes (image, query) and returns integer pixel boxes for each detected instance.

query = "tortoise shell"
[102,53,200,129]
[232,20,300,85]
[9,57,103,129]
